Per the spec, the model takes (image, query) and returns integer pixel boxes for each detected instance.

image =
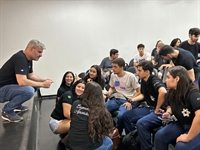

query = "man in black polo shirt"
[119,61,167,136]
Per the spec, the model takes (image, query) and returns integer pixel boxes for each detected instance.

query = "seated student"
[105,58,140,133]
[151,40,162,60]
[134,43,151,67]
[65,81,114,150]
[120,61,167,135]
[170,38,181,48]
[99,49,119,76]
[84,65,105,89]
[56,71,75,101]
[49,79,86,143]
[154,66,200,150]
[153,42,170,79]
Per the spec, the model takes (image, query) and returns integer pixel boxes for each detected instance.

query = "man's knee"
[23,86,35,99]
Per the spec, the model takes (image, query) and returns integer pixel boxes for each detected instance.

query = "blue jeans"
[122,106,154,134]
[136,112,163,150]
[65,136,113,150]
[106,99,134,128]
[154,121,200,150]
[0,84,36,112]
[95,136,113,150]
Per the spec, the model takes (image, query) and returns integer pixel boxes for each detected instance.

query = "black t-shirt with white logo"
[141,75,166,107]
[169,89,200,125]
[65,100,102,150]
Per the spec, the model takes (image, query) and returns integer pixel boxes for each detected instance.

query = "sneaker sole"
[14,108,28,112]
[1,116,23,122]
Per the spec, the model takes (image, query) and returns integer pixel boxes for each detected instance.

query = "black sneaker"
[1,111,23,122]
[14,106,28,112]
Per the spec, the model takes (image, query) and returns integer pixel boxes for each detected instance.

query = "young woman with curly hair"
[65,81,114,150]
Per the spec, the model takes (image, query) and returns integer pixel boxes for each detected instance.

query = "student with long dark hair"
[84,65,105,89]
[56,71,75,101]
[154,66,200,150]
[170,38,181,48]
[49,79,86,143]
[65,81,114,150]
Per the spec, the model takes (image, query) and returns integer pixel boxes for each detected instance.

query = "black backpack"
[121,129,140,150]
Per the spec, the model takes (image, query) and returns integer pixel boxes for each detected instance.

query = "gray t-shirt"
[99,57,112,72]
[109,71,140,99]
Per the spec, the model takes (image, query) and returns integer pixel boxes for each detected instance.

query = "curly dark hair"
[80,81,113,142]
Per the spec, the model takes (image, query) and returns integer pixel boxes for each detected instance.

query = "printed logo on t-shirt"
[197,97,200,101]
[181,108,191,117]
[68,95,71,99]
[20,69,24,72]
[74,104,89,116]
[153,82,159,87]
[139,58,145,63]
[114,81,126,90]
[150,95,155,101]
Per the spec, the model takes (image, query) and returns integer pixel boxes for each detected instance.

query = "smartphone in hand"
[158,116,173,122]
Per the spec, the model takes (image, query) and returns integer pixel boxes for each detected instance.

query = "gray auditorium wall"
[0,0,200,95]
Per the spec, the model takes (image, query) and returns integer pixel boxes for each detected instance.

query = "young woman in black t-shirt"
[154,66,200,150]
[65,81,114,150]
[49,79,86,142]
[56,71,75,101]
[84,65,105,89]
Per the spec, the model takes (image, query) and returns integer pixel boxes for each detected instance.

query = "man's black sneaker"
[14,106,28,112]
[1,111,23,122]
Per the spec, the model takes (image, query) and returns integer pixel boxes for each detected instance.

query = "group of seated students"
[49,28,200,150]
[49,62,200,150]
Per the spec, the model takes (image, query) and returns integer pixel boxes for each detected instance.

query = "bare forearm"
[155,87,167,110]
[19,78,44,87]
[132,88,141,98]
[130,94,144,102]
[28,73,45,82]
[187,70,195,82]
[166,106,172,114]
[16,74,53,88]
[186,111,200,141]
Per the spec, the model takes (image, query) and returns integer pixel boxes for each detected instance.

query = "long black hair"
[84,65,102,88]
[60,71,75,87]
